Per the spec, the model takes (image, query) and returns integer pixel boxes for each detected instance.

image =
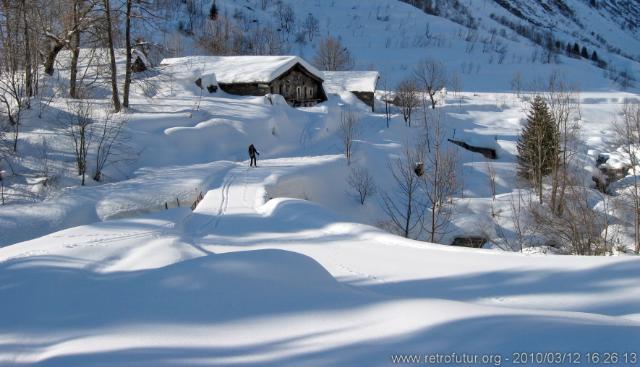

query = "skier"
[248,144,260,167]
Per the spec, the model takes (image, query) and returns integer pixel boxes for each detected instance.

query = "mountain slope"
[161,0,640,91]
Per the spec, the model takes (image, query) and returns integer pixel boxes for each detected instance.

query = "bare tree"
[450,71,462,108]
[381,144,426,238]
[395,78,419,126]
[123,0,132,108]
[42,0,98,77]
[420,109,459,242]
[347,166,377,205]
[251,24,288,55]
[93,110,128,181]
[69,0,100,98]
[64,98,94,185]
[380,77,392,128]
[0,71,27,152]
[511,72,523,99]
[546,73,581,215]
[69,0,82,98]
[505,190,531,252]
[542,32,558,64]
[0,0,33,152]
[34,137,56,189]
[102,0,121,112]
[313,36,354,71]
[339,108,360,165]
[0,164,4,205]
[614,101,640,253]
[0,126,6,204]
[487,161,498,217]
[0,41,26,152]
[17,0,35,98]
[302,13,319,41]
[532,178,611,255]
[121,1,159,105]
[414,58,447,109]
[275,1,295,34]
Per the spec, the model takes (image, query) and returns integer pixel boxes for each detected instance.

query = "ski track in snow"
[213,170,236,229]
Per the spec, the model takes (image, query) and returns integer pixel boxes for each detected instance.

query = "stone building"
[322,71,380,111]
[161,55,327,106]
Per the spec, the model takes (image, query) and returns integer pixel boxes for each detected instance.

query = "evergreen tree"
[517,96,558,200]
[581,46,589,58]
[565,43,572,55]
[591,50,599,62]
[209,0,218,20]
[572,42,580,56]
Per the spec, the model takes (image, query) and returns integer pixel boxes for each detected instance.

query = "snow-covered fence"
[162,190,204,212]
[190,191,204,211]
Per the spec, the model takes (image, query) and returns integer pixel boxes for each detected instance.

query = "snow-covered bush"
[195,72,218,93]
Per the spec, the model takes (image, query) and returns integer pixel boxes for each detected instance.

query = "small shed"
[131,49,149,73]
[160,55,327,107]
[322,71,380,111]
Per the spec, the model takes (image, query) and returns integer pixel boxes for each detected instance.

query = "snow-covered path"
[2,157,640,366]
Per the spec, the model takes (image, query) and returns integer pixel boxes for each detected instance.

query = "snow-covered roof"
[160,55,323,84]
[322,71,379,93]
[132,49,150,66]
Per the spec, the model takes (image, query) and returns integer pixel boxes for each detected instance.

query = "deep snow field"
[1,57,640,365]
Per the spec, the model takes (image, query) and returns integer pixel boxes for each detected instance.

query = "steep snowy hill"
[162,0,640,91]
[403,0,640,59]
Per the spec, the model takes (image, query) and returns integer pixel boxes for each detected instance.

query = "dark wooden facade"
[218,63,326,107]
[353,91,375,111]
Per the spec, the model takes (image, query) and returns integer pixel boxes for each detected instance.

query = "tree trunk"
[69,0,80,98]
[22,0,33,98]
[70,34,80,97]
[429,91,436,109]
[404,197,411,238]
[104,0,121,112]
[635,172,640,254]
[43,42,65,76]
[122,0,132,108]
[13,121,19,152]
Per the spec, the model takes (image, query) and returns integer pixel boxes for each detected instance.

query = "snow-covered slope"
[171,0,640,91]
[2,158,640,366]
[1,1,640,364]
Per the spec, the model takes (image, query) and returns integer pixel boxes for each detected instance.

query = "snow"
[2,158,640,366]
[2,79,640,366]
[1,1,640,364]
[0,162,234,246]
[161,55,324,85]
[200,71,218,90]
[323,71,380,93]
